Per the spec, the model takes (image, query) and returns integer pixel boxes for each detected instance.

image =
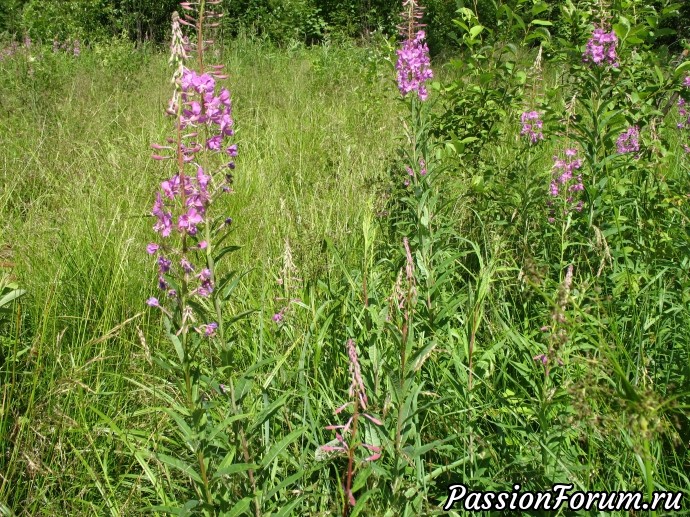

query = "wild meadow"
[1,0,689,515]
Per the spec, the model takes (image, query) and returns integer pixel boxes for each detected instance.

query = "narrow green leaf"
[162,408,196,445]
[261,426,306,468]
[156,453,203,484]
[0,288,26,308]
[223,497,252,517]
[212,462,258,481]
[248,392,290,434]
[167,331,185,364]
[274,497,304,517]
[407,341,436,374]
[213,245,241,264]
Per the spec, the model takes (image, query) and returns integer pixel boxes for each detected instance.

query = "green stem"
[643,435,655,517]
[343,397,359,517]
[204,222,224,342]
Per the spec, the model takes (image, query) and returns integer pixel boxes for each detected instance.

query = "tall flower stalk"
[319,339,382,515]
[395,0,434,314]
[145,2,258,512]
[521,46,545,145]
[387,1,443,508]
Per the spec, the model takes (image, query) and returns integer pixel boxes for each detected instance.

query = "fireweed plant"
[144,4,260,514]
[319,339,382,513]
[5,1,690,514]
[394,0,434,322]
[547,148,585,224]
[520,46,545,146]
[551,18,683,225]
[387,1,469,511]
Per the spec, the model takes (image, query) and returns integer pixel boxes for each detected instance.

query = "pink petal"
[319,445,347,453]
[363,413,383,426]
[335,402,351,414]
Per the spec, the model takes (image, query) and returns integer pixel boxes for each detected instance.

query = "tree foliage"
[2,0,689,51]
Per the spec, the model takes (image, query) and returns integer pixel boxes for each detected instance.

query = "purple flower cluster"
[180,70,235,148]
[616,125,640,155]
[582,27,618,68]
[520,110,544,144]
[272,309,285,323]
[146,7,235,340]
[548,149,584,221]
[0,41,19,61]
[683,75,690,89]
[403,158,427,187]
[52,38,80,56]
[150,165,211,238]
[196,322,218,337]
[396,30,433,101]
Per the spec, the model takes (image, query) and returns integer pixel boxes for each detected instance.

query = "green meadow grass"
[0,40,399,514]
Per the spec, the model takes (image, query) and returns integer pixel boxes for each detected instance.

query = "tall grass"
[0,38,398,514]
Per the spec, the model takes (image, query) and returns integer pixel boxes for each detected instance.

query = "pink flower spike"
[151,154,171,160]
[396,29,434,101]
[146,243,160,255]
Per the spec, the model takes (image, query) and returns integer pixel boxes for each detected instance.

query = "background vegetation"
[1,0,689,51]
